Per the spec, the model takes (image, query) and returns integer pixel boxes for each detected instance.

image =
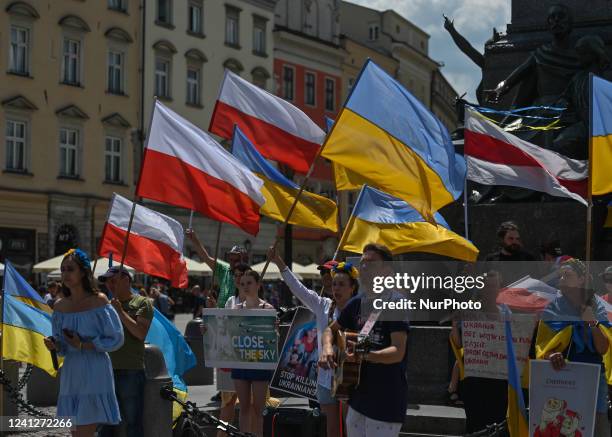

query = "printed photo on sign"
[202,308,278,370]
[529,360,600,437]
[462,313,536,379]
[270,308,319,401]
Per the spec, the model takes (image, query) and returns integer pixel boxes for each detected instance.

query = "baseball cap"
[317,260,338,271]
[98,266,133,282]
[229,245,247,255]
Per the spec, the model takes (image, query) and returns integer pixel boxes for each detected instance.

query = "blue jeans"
[99,369,145,437]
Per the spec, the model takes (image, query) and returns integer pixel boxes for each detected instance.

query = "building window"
[59,128,79,177]
[325,78,335,111]
[253,16,266,55]
[107,51,124,94]
[155,58,170,98]
[225,7,240,47]
[283,66,294,101]
[186,67,200,105]
[108,0,126,12]
[188,1,202,34]
[157,0,172,24]
[62,38,81,85]
[105,136,122,182]
[305,72,316,106]
[5,120,26,171]
[9,26,29,75]
[368,23,379,41]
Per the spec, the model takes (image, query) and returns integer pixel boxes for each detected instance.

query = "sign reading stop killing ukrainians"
[529,360,599,437]
[202,308,278,370]
[270,308,319,401]
[462,313,536,379]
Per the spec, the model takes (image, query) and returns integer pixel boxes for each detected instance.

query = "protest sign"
[529,360,599,437]
[202,308,278,370]
[462,313,536,379]
[270,308,319,400]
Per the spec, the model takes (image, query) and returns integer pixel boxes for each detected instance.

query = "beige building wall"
[0,0,140,270]
[142,0,278,263]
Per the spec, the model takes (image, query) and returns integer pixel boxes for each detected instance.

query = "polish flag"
[136,101,265,235]
[209,70,325,174]
[99,194,188,288]
[496,276,559,313]
[464,109,588,205]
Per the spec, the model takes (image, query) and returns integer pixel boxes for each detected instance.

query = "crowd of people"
[34,218,612,437]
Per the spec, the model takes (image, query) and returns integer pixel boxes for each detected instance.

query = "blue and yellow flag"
[339,185,478,261]
[2,293,59,376]
[321,60,466,223]
[591,75,612,195]
[145,303,196,420]
[505,317,528,437]
[4,261,51,313]
[231,127,338,232]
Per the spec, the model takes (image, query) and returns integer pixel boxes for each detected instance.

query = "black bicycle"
[160,385,255,437]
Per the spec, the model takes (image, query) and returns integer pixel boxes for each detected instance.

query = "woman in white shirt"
[268,247,358,437]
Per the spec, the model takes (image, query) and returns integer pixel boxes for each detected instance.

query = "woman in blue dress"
[44,249,124,437]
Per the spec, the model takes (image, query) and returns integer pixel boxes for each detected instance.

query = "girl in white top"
[268,247,359,437]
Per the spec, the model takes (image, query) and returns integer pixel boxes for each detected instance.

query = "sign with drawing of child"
[529,360,600,437]
[202,308,278,370]
[270,308,319,401]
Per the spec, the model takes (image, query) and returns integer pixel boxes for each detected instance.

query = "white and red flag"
[99,193,188,288]
[464,109,587,205]
[209,70,325,174]
[496,276,560,313]
[136,100,265,235]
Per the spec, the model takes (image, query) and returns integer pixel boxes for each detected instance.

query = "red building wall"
[274,58,341,181]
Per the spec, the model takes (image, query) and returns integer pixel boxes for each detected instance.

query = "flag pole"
[586,73,594,263]
[332,185,366,261]
[188,210,194,229]
[0,261,6,419]
[209,222,223,300]
[463,178,469,240]
[120,99,158,269]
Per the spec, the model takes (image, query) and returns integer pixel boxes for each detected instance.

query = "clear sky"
[347,0,511,102]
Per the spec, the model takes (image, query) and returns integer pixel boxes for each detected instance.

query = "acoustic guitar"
[331,330,372,400]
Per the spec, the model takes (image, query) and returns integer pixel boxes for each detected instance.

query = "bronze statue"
[553,35,611,159]
[443,14,500,104]
[490,4,581,107]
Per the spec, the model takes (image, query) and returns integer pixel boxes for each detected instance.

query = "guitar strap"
[359,309,382,336]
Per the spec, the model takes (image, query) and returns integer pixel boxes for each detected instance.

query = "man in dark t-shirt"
[484,221,535,262]
[320,243,409,437]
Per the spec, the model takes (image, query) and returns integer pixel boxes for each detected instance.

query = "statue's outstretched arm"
[494,54,536,97]
[444,16,485,68]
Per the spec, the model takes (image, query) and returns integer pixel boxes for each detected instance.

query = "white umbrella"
[250,261,303,281]
[46,257,136,279]
[33,254,65,273]
[293,263,321,280]
[184,257,212,275]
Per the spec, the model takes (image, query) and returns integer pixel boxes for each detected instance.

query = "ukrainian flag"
[339,185,478,261]
[231,127,338,232]
[591,75,612,195]
[2,293,59,376]
[321,60,466,223]
[505,317,528,437]
[144,303,196,421]
[4,261,51,313]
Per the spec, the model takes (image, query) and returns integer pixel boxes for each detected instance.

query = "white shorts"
[345,406,402,437]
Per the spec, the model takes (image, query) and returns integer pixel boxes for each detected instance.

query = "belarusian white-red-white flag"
[496,276,559,313]
[136,100,265,235]
[209,70,325,174]
[464,109,587,205]
[99,193,188,288]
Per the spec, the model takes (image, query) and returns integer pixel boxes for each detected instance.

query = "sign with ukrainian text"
[529,360,598,437]
[462,313,536,379]
[202,308,278,370]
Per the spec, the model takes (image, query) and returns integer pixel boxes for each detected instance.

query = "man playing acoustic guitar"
[319,243,409,437]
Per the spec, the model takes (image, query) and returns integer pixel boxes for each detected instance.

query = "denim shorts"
[316,384,336,405]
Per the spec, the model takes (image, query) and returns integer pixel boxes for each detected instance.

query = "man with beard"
[485,221,534,262]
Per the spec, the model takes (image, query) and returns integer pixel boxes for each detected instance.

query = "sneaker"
[211,392,221,402]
